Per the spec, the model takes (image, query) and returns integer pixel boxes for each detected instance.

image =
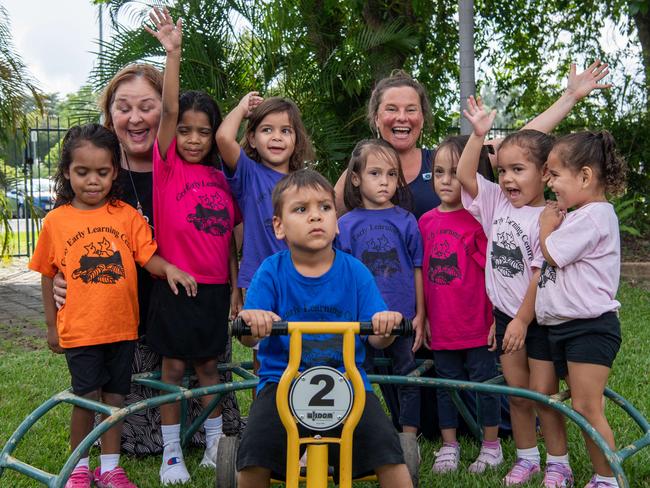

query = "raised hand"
[463,96,496,138]
[144,7,182,54]
[565,60,611,101]
[237,91,264,119]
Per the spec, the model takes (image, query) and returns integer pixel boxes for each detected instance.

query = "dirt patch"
[0,320,46,353]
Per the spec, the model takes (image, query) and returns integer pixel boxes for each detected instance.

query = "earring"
[418,128,424,146]
[376,129,381,139]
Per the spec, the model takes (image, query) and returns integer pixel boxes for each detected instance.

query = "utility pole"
[459,0,475,135]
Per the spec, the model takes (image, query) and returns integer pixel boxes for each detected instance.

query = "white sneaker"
[199,437,221,468]
[160,445,191,485]
[468,444,504,473]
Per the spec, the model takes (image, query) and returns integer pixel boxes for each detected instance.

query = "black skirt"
[146,280,230,359]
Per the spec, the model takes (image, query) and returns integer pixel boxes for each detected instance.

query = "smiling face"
[352,150,399,209]
[433,146,463,211]
[273,185,338,254]
[65,142,118,210]
[109,77,162,161]
[247,111,296,173]
[374,86,424,152]
[545,148,586,210]
[176,109,213,164]
[496,144,546,208]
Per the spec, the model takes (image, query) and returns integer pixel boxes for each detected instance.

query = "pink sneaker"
[93,466,138,488]
[544,463,574,487]
[431,443,460,473]
[64,466,93,488]
[503,458,541,486]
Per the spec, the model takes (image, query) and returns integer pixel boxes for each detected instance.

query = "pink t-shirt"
[461,175,544,318]
[536,202,621,325]
[419,208,493,350]
[153,138,240,284]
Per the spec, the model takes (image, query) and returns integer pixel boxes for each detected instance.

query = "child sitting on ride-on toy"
[235,168,413,487]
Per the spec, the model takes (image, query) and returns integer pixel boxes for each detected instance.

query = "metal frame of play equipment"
[1,324,649,488]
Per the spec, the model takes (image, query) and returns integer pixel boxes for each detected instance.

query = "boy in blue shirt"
[236,169,412,487]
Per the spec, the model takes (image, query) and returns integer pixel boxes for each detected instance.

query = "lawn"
[0,283,649,487]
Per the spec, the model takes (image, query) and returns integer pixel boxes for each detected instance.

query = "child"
[235,169,413,488]
[145,8,242,484]
[418,135,502,474]
[456,96,573,487]
[216,86,314,376]
[29,123,197,488]
[335,139,424,468]
[538,131,626,488]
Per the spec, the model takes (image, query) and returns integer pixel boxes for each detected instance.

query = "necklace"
[123,151,151,226]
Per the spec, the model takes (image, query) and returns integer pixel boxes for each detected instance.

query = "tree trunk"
[633,6,650,112]
[459,0,475,135]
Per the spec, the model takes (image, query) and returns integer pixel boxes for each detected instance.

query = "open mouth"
[506,188,521,198]
[391,127,411,135]
[128,128,149,143]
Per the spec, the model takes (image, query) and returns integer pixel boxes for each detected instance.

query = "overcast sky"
[4,0,114,96]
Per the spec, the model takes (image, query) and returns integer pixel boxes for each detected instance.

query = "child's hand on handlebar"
[371,311,403,337]
[238,309,281,339]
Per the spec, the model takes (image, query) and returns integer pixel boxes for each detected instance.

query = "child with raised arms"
[145,8,241,484]
[335,138,423,476]
[456,97,572,487]
[418,135,502,475]
[538,131,626,488]
[30,123,197,488]
[235,169,412,488]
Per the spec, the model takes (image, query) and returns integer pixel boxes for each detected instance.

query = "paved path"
[0,258,43,327]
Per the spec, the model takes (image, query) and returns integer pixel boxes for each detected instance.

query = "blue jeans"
[433,346,500,429]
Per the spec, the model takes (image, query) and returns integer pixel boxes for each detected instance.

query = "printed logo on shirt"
[302,335,344,369]
[72,237,125,284]
[538,261,556,288]
[427,240,461,285]
[422,172,432,181]
[360,235,401,278]
[491,231,524,278]
[186,192,231,236]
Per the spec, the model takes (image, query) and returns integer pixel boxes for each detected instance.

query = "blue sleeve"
[243,259,278,313]
[224,148,251,201]
[355,262,387,321]
[406,213,423,267]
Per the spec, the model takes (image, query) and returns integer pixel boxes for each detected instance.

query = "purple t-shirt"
[225,148,288,287]
[536,202,621,325]
[335,206,423,318]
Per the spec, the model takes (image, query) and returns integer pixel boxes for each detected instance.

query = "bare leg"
[528,358,567,456]
[483,425,499,442]
[100,392,126,454]
[70,390,100,455]
[567,362,616,476]
[194,358,223,417]
[376,463,413,488]
[160,357,186,425]
[440,427,457,443]
[500,349,537,449]
[237,466,271,488]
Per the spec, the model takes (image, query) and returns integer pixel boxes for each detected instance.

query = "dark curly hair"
[54,124,122,207]
[241,97,314,172]
[343,138,411,211]
[553,131,627,196]
[178,90,222,167]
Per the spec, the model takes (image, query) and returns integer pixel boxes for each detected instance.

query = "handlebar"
[229,317,413,338]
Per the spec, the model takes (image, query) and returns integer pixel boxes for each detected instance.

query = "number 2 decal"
[308,374,335,406]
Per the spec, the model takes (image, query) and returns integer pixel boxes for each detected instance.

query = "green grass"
[1,283,649,487]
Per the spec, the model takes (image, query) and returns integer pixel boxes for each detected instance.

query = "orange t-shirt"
[29,201,157,348]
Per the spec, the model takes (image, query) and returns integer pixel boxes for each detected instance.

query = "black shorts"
[494,308,552,361]
[146,280,230,359]
[547,312,621,378]
[236,383,404,482]
[64,341,136,396]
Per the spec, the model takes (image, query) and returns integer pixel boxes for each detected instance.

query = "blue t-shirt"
[224,148,288,287]
[335,207,423,318]
[407,148,440,219]
[244,249,387,393]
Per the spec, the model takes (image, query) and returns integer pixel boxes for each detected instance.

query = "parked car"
[6,178,54,218]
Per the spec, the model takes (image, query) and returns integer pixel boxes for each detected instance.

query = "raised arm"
[456,96,496,199]
[333,169,348,216]
[216,92,263,170]
[523,60,611,133]
[145,7,182,159]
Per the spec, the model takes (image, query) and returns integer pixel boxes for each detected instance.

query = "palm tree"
[0,5,43,256]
